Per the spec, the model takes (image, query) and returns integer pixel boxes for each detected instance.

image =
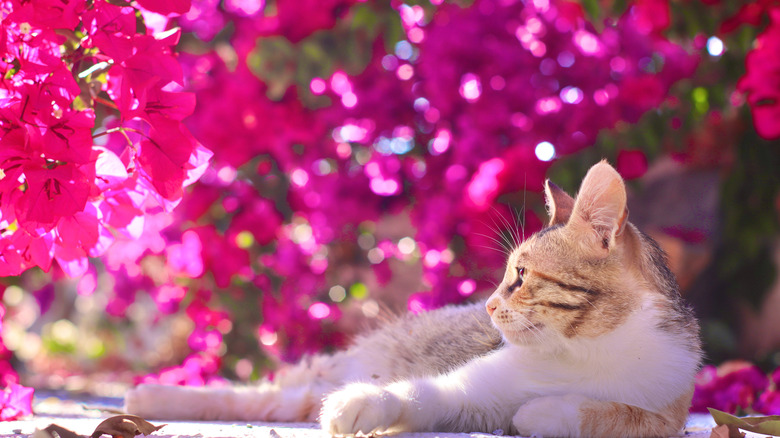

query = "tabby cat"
[126,161,702,437]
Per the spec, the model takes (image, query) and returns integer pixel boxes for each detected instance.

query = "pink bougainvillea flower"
[4,0,86,30]
[755,390,780,415]
[465,158,504,210]
[32,109,96,165]
[151,284,188,314]
[628,0,671,35]
[166,229,204,278]
[772,367,780,387]
[16,163,91,229]
[188,327,223,353]
[738,8,780,140]
[53,244,89,278]
[271,0,357,43]
[136,0,192,15]
[720,0,776,34]
[57,211,99,250]
[616,149,648,180]
[32,284,55,315]
[136,116,202,201]
[81,0,138,62]
[227,197,283,246]
[0,230,55,276]
[137,353,226,387]
[691,362,769,414]
[0,384,34,421]
[191,225,249,288]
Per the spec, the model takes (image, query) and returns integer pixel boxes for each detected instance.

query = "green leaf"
[708,408,780,435]
[581,0,602,31]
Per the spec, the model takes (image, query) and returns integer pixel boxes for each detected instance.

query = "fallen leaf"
[32,424,83,438]
[708,408,780,435]
[709,424,729,438]
[90,415,165,438]
[708,424,745,438]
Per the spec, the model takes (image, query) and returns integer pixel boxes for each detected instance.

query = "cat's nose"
[486,301,497,316]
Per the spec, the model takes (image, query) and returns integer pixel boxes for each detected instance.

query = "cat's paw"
[320,383,403,436]
[124,384,170,417]
[513,394,588,438]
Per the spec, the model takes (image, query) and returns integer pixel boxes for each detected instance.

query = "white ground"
[0,393,757,438]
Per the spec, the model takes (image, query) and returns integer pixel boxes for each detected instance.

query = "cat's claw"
[320,383,402,436]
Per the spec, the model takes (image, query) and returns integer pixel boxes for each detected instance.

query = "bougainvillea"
[692,361,780,415]
[735,3,780,140]
[1,0,206,414]
[1,0,208,278]
[0,0,779,418]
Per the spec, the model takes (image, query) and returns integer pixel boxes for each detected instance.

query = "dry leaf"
[708,408,780,436]
[90,415,165,438]
[709,424,745,438]
[31,424,83,438]
[709,424,729,438]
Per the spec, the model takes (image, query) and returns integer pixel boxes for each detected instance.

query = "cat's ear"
[544,180,575,226]
[568,160,629,257]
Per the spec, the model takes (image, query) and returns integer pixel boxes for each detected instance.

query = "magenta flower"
[0,384,33,421]
[738,7,780,140]
[616,149,648,180]
[755,390,780,415]
[691,362,769,414]
[136,0,192,15]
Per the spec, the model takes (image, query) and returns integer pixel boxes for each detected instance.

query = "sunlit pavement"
[0,394,760,438]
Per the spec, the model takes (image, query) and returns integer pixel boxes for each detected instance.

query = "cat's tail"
[125,352,352,422]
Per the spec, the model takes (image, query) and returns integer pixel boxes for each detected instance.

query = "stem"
[93,96,119,110]
[92,127,152,147]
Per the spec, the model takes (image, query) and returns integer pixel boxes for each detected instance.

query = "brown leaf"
[90,415,165,438]
[709,424,729,438]
[33,424,83,438]
[709,407,780,436]
[709,424,745,438]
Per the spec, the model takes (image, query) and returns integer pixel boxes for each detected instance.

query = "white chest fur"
[484,294,699,413]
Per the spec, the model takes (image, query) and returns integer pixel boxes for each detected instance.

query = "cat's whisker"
[471,313,503,347]
[487,211,516,252]
[508,205,524,246]
[492,207,517,249]
[476,216,514,253]
[583,296,606,319]
[472,234,511,256]
[522,310,545,343]
[472,242,510,255]
[520,172,527,242]
[517,205,527,243]
[506,310,544,344]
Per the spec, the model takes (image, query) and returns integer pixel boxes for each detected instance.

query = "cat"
[125,161,702,437]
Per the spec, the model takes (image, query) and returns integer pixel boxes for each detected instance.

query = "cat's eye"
[510,267,525,289]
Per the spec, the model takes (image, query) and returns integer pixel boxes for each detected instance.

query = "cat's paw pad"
[513,394,588,438]
[320,383,402,436]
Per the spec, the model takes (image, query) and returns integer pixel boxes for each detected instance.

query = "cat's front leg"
[320,382,403,436]
[512,394,588,438]
[513,393,686,438]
